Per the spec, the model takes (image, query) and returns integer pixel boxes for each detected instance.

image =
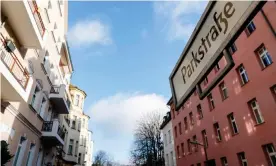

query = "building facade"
[160,111,176,166]
[0,1,93,166]
[169,2,276,166]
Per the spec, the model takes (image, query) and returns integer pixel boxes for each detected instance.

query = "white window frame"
[257,46,272,68]
[208,94,215,110]
[220,82,228,99]
[265,144,276,166]
[168,130,172,143]
[189,112,194,125]
[68,139,74,155]
[26,143,36,166]
[30,85,41,110]
[13,136,27,166]
[250,100,264,124]
[197,104,203,119]
[74,94,80,106]
[202,130,208,147]
[221,157,228,166]
[246,21,256,35]
[214,123,222,141]
[238,152,248,166]
[238,66,249,84]
[229,113,239,134]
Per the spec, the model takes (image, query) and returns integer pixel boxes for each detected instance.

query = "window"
[80,135,83,145]
[214,63,220,72]
[78,153,81,164]
[219,82,228,100]
[228,43,237,55]
[42,52,50,74]
[214,122,222,141]
[178,122,182,135]
[189,112,194,125]
[170,151,174,166]
[71,116,77,129]
[221,157,228,166]
[44,8,50,23]
[82,118,85,128]
[26,143,36,166]
[245,21,256,36]
[78,118,81,131]
[168,130,172,143]
[237,152,248,166]
[30,86,40,109]
[84,136,86,147]
[181,143,184,156]
[13,136,27,166]
[187,139,191,153]
[228,113,239,134]
[193,135,198,152]
[68,139,74,155]
[38,97,47,118]
[264,144,276,166]
[203,77,208,85]
[177,145,180,158]
[74,94,80,106]
[201,130,208,148]
[197,163,201,166]
[271,85,276,102]
[184,117,188,130]
[197,104,203,119]
[75,141,78,156]
[174,126,177,138]
[208,93,215,110]
[257,45,272,68]
[166,154,169,166]
[164,134,167,146]
[237,65,249,85]
[249,99,264,124]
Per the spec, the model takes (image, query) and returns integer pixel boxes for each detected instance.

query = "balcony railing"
[28,0,45,37]
[0,35,29,89]
[42,120,65,140]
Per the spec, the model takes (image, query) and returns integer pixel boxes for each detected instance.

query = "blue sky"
[67,1,207,164]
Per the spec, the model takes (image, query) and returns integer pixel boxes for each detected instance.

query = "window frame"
[201,130,208,148]
[221,157,228,166]
[187,139,191,153]
[208,93,215,110]
[228,43,237,55]
[174,126,177,138]
[245,21,256,36]
[249,99,264,125]
[181,143,184,156]
[270,85,276,102]
[237,152,248,166]
[184,117,188,131]
[197,104,203,120]
[228,113,239,135]
[214,122,222,142]
[177,145,180,158]
[219,82,228,100]
[178,122,182,135]
[189,112,194,126]
[265,144,276,166]
[237,64,249,85]
[256,45,273,69]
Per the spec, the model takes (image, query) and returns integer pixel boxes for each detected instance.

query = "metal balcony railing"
[28,0,46,37]
[50,85,71,109]
[42,121,65,141]
[0,34,29,89]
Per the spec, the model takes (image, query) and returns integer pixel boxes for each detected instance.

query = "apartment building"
[168,2,276,166]
[160,111,176,166]
[0,1,93,166]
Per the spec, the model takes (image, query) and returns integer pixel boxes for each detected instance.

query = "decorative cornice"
[2,102,42,137]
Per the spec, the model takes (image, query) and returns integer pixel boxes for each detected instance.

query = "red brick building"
[168,2,276,166]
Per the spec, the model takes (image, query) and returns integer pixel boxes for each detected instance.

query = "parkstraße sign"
[169,1,262,110]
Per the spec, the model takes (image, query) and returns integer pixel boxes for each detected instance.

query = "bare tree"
[93,150,111,166]
[130,111,164,166]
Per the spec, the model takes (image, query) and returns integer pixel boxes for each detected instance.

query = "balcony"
[41,120,65,146]
[1,0,45,49]
[49,84,70,114]
[0,39,33,102]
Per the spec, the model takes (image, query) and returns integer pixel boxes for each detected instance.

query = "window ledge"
[255,121,265,126]
[261,62,273,71]
[222,96,229,101]
[241,80,250,87]
[232,132,239,136]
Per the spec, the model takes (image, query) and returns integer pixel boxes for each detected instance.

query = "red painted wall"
[170,2,276,166]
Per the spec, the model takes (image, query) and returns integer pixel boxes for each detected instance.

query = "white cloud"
[68,19,112,47]
[89,92,168,136]
[153,1,207,41]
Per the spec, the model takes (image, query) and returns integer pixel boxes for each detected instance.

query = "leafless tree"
[130,111,164,166]
[93,150,112,166]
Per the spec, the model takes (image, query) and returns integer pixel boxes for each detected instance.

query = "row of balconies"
[1,1,71,147]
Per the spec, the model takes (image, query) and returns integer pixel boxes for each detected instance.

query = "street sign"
[169,1,262,110]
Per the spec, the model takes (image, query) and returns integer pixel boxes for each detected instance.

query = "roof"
[69,84,87,97]
[160,111,172,130]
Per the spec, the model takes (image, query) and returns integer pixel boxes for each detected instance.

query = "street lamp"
[189,141,208,164]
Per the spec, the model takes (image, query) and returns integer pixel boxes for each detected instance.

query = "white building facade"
[0,1,93,166]
[161,112,176,166]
